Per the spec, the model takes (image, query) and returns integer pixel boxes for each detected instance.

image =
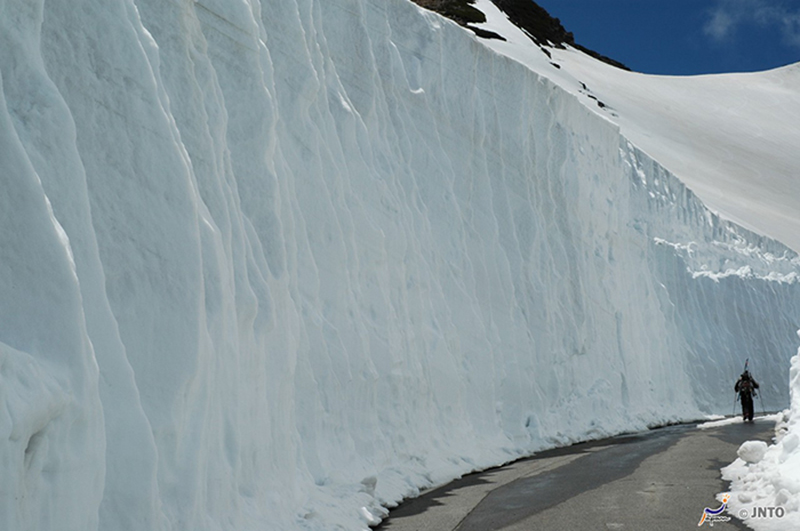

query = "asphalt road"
[376,417,776,531]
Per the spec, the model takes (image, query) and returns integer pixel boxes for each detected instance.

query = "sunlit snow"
[474,0,800,253]
[1,1,799,530]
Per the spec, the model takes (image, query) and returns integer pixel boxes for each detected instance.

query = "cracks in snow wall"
[0,0,799,529]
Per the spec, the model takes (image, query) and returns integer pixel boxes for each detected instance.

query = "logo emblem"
[698,494,732,526]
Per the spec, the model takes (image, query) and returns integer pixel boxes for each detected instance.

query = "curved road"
[376,417,775,531]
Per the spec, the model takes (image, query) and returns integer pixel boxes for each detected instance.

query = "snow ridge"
[1,0,799,530]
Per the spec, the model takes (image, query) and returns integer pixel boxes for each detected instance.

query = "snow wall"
[1,0,799,529]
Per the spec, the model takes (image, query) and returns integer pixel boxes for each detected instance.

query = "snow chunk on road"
[738,441,769,464]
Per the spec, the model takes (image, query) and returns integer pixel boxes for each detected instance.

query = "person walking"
[735,370,760,422]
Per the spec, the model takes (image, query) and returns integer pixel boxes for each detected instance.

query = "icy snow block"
[738,441,769,464]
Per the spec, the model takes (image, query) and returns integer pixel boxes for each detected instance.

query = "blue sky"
[533,0,800,74]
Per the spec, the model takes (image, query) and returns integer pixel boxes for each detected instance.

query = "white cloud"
[778,12,800,46]
[704,0,800,48]
[704,9,737,40]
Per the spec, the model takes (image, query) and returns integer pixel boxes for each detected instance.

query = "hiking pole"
[757,389,767,418]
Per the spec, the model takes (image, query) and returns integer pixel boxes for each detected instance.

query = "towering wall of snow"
[1,0,799,530]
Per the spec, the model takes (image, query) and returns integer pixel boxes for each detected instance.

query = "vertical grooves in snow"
[0,0,797,530]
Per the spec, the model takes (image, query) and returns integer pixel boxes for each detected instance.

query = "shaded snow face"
[1,0,799,530]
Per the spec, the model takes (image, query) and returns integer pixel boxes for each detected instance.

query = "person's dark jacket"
[735,374,759,397]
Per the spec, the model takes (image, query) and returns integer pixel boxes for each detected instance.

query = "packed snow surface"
[697,414,781,431]
[1,0,799,530]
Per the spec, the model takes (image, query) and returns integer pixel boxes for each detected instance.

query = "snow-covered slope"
[1,0,799,530]
[473,0,800,252]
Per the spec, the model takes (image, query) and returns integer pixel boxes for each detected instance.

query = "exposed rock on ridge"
[413,0,630,70]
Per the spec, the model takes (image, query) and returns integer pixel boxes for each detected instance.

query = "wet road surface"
[376,417,775,530]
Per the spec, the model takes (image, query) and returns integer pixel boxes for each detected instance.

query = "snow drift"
[1,0,799,530]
